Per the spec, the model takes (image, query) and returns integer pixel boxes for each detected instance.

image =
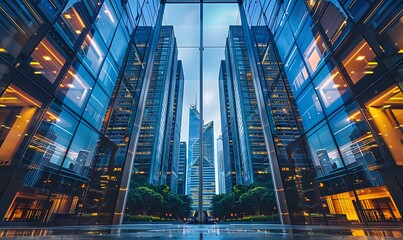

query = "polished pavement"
[1,223,403,239]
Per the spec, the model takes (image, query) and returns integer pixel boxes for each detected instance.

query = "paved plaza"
[1,223,403,239]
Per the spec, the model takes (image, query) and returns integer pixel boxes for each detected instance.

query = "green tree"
[135,186,163,215]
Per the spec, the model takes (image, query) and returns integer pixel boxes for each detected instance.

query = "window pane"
[57,60,95,115]
[0,85,42,165]
[313,64,351,115]
[98,54,119,97]
[54,1,89,48]
[341,39,378,84]
[296,84,324,131]
[329,103,383,166]
[285,49,310,97]
[23,103,78,168]
[95,0,118,47]
[317,0,349,46]
[300,30,327,75]
[367,2,403,66]
[29,36,67,83]
[80,30,107,77]
[83,84,109,130]
[110,24,128,66]
[365,85,403,166]
[0,1,42,59]
[62,123,100,178]
[307,124,344,177]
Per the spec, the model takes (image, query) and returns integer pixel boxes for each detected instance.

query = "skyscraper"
[186,105,215,211]
[218,60,241,193]
[216,135,226,194]
[177,142,187,195]
[242,0,403,224]
[0,0,159,224]
[220,26,272,187]
[166,61,185,193]
[133,26,180,185]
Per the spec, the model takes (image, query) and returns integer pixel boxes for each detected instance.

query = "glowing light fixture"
[356,56,365,61]
[43,56,52,61]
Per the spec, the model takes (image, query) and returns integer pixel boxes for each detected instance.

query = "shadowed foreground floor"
[1,223,403,239]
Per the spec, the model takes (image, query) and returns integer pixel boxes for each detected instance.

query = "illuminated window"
[30,37,66,83]
[365,85,403,166]
[0,85,42,165]
[313,64,351,115]
[23,102,78,169]
[55,1,87,48]
[341,39,377,84]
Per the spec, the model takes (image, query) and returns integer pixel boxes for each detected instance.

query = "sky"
[163,4,240,192]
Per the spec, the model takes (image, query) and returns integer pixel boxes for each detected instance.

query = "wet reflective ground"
[1,223,403,239]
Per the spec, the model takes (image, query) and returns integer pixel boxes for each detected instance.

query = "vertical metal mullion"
[198,0,204,224]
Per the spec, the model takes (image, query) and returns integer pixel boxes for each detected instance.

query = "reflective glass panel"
[0,1,41,59]
[295,84,324,131]
[341,39,378,84]
[95,0,118,47]
[24,102,78,167]
[110,24,129,66]
[30,36,67,83]
[83,84,109,130]
[313,63,351,115]
[98,53,119,97]
[307,124,344,176]
[365,85,403,166]
[62,123,100,178]
[285,48,310,97]
[80,30,107,77]
[54,1,88,48]
[57,60,95,115]
[329,103,383,166]
[0,85,42,165]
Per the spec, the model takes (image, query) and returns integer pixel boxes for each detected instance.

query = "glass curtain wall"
[0,0,160,225]
[243,0,403,224]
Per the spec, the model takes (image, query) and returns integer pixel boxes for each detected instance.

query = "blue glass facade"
[243,0,403,224]
[221,26,272,187]
[0,0,160,224]
[177,141,187,195]
[166,61,185,194]
[186,106,216,210]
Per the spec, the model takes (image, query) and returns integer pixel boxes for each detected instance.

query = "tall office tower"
[132,26,179,185]
[186,105,216,210]
[221,26,272,185]
[166,61,185,193]
[243,0,403,224]
[216,135,226,194]
[0,0,160,224]
[218,60,242,193]
[177,142,187,195]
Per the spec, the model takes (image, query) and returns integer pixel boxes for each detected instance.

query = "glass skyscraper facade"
[219,26,272,189]
[0,0,402,227]
[0,0,161,224]
[166,60,185,194]
[177,141,187,195]
[186,105,215,211]
[242,0,403,224]
[132,26,181,185]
